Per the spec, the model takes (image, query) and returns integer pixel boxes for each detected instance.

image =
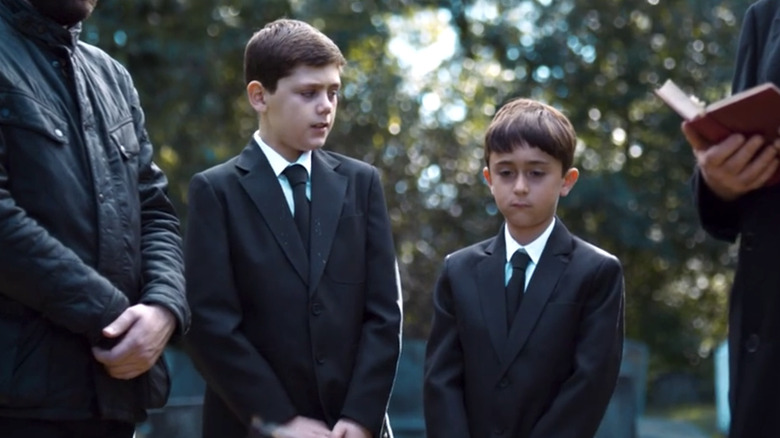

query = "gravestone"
[594,375,637,438]
[649,372,704,408]
[136,346,205,438]
[387,338,426,438]
[714,340,730,435]
[594,339,648,438]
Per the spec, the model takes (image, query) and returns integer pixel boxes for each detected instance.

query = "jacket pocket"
[0,90,69,145]
[0,92,69,203]
[108,117,140,161]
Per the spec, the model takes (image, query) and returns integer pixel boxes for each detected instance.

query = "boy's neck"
[507,217,555,246]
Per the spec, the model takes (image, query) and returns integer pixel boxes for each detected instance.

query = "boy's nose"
[317,96,334,113]
[514,176,529,193]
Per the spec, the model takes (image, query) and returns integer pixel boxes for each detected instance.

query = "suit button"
[316,355,325,365]
[311,302,322,316]
[493,427,504,435]
[745,333,760,353]
[498,378,509,388]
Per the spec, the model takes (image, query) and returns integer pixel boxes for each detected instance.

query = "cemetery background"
[84,1,747,436]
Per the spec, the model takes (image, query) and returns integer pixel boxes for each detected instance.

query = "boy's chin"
[303,143,326,151]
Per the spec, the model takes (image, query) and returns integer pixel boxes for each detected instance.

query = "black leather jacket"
[0,0,189,423]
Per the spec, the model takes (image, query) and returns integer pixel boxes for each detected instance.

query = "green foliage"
[87,0,746,381]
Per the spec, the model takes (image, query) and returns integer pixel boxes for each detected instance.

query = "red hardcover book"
[655,79,780,186]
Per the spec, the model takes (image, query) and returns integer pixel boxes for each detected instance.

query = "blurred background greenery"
[87,0,745,406]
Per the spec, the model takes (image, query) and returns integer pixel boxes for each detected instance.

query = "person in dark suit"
[182,19,402,438]
[682,1,780,436]
[423,98,625,438]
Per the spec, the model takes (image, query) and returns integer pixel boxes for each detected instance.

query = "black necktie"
[283,165,309,252]
[506,250,531,331]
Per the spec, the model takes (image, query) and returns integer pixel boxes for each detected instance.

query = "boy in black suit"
[423,98,625,438]
[183,19,402,438]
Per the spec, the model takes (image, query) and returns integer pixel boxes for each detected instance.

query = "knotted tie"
[283,164,310,252]
[506,250,531,331]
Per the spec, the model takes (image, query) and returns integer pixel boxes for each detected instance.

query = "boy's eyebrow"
[295,80,341,88]
[492,157,552,166]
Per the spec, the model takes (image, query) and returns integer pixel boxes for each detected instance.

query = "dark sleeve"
[691,3,760,242]
[691,168,741,242]
[732,3,760,95]
[127,80,189,334]
[528,255,625,438]
[182,172,298,427]
[423,256,471,438]
[338,167,403,435]
[0,133,129,345]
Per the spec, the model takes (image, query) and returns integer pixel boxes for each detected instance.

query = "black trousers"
[0,417,135,438]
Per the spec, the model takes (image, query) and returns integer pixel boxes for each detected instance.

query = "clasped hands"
[271,417,371,438]
[682,122,780,201]
[92,303,176,379]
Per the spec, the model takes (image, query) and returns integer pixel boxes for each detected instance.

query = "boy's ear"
[482,166,493,187]
[247,80,267,112]
[559,167,579,197]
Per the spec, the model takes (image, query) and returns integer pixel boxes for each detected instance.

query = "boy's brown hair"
[484,98,577,174]
[244,18,347,91]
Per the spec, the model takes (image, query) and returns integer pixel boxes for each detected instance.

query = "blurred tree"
[86,0,745,382]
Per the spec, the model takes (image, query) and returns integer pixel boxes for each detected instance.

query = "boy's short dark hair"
[484,98,577,173]
[244,18,347,91]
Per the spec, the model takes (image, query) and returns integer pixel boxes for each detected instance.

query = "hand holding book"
[656,79,780,187]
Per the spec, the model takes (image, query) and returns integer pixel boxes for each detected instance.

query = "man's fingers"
[724,134,767,172]
[681,121,708,151]
[103,362,146,380]
[751,154,780,188]
[102,307,139,338]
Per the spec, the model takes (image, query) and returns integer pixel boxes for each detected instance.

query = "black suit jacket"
[423,219,624,438]
[693,1,780,436]
[183,141,402,438]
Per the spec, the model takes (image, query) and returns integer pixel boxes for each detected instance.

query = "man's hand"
[279,416,331,437]
[330,418,371,438]
[92,303,176,379]
[682,122,780,201]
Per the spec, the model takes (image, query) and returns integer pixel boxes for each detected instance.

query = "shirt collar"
[253,131,312,177]
[504,217,556,266]
[2,0,81,49]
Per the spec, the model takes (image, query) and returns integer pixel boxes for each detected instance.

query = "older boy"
[424,98,624,438]
[183,19,402,438]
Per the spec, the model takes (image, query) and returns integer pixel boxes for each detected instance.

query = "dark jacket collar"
[1,0,82,49]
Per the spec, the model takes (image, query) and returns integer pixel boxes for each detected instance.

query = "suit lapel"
[477,231,509,358]
[308,150,347,294]
[236,141,309,284]
[499,219,574,374]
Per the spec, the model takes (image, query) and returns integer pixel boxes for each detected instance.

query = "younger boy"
[183,19,402,438]
[423,98,624,438]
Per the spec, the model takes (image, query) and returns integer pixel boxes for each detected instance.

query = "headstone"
[136,346,205,438]
[594,375,638,438]
[649,372,704,408]
[621,340,649,415]
[594,340,648,438]
[714,340,730,435]
[387,338,426,438]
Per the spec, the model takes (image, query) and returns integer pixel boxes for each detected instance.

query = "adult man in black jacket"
[0,0,189,437]
[683,1,780,436]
